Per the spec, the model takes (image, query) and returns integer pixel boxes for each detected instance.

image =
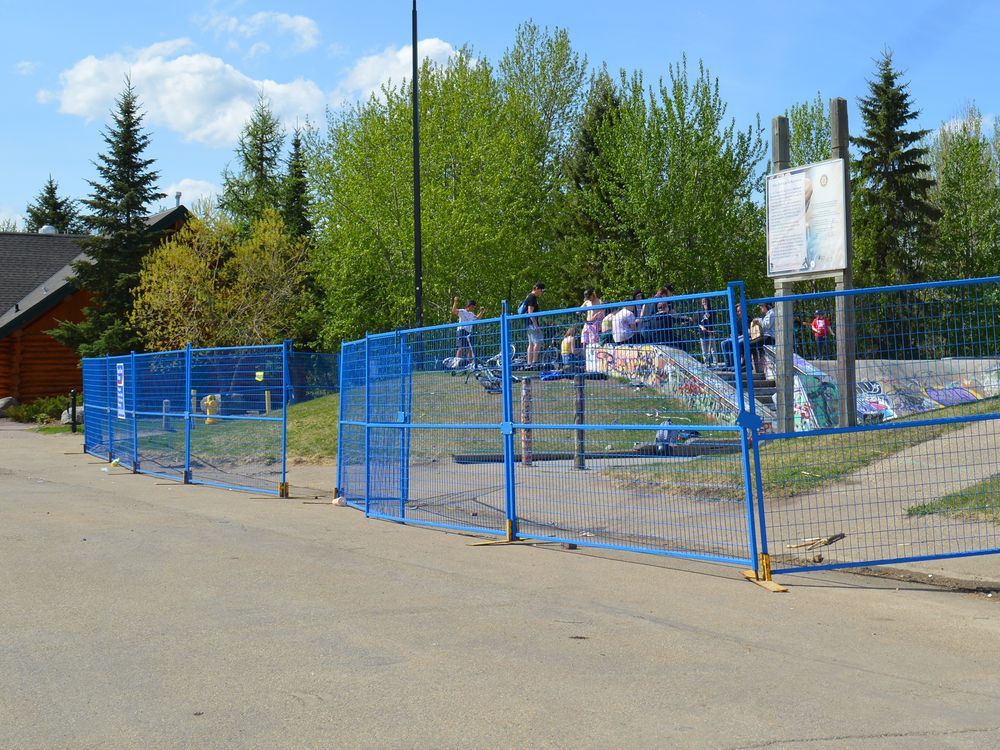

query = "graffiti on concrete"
[588,343,999,433]
[764,348,1000,431]
[586,343,775,427]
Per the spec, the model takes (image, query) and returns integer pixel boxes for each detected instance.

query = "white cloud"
[198,10,319,54]
[163,178,220,209]
[16,61,37,76]
[333,38,458,103]
[0,205,24,229]
[247,42,271,59]
[44,39,326,147]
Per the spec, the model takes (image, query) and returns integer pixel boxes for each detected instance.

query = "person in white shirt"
[452,296,484,364]
[611,306,637,344]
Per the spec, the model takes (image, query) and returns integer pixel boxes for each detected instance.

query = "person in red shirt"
[810,310,833,360]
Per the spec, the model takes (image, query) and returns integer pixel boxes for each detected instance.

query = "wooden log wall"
[0,291,89,402]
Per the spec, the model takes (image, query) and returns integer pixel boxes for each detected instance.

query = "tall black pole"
[411,0,423,328]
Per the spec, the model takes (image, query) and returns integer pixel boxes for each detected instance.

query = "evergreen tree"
[24,176,86,234]
[282,129,312,238]
[851,51,939,284]
[50,78,164,356]
[555,67,631,293]
[219,94,286,229]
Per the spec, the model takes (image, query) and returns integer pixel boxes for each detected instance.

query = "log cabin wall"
[0,290,89,402]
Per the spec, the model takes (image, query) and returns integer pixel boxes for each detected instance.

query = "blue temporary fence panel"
[336,289,761,566]
[748,276,1000,573]
[336,274,1000,576]
[82,357,110,459]
[507,288,757,565]
[337,339,368,509]
[82,343,288,495]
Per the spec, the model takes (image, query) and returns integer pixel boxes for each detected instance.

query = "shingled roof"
[0,232,87,316]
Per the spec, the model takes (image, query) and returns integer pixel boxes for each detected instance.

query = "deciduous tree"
[927,104,1000,279]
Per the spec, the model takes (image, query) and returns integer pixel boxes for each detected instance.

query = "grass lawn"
[285,371,729,462]
[34,424,73,434]
[907,475,1000,523]
[603,397,1000,500]
[287,393,340,461]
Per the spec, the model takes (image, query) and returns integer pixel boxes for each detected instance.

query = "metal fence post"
[735,282,767,574]
[499,301,518,541]
[130,351,138,473]
[335,340,346,499]
[398,333,409,518]
[106,356,114,462]
[280,339,291,498]
[183,342,192,484]
[727,282,762,575]
[364,334,371,517]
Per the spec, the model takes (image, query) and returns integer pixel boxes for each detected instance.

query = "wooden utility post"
[831,98,857,428]
[770,99,856,431]
[771,116,796,433]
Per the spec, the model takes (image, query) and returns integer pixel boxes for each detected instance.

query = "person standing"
[750,302,776,375]
[811,310,832,360]
[521,282,545,366]
[580,289,604,348]
[698,297,717,366]
[451,296,484,364]
[721,302,744,369]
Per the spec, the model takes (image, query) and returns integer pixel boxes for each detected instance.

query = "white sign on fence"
[766,158,847,278]
[116,363,126,420]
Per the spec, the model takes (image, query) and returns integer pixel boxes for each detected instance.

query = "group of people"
[452,281,836,373]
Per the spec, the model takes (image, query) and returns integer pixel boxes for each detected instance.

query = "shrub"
[6,395,71,423]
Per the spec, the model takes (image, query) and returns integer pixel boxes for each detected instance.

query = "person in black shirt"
[521,282,545,366]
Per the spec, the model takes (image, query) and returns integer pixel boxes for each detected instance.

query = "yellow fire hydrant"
[201,394,220,425]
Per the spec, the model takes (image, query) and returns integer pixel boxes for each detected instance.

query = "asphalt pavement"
[2,422,1000,749]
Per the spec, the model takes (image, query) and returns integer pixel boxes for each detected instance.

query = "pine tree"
[50,78,164,356]
[851,51,939,285]
[282,129,312,238]
[24,176,86,234]
[218,94,286,230]
[555,67,629,293]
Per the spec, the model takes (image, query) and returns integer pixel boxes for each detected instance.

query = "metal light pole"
[411,0,423,328]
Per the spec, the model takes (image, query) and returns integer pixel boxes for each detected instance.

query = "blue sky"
[2,0,997,227]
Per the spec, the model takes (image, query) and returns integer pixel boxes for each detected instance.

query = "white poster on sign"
[116,363,126,420]
[766,158,847,278]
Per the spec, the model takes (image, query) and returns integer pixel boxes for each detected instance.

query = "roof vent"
[38,225,57,235]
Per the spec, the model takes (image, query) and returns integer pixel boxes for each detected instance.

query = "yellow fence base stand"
[467,521,536,546]
[742,554,788,593]
[279,482,289,498]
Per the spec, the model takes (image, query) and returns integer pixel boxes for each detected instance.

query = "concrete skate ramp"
[761,347,1000,430]
[585,343,775,427]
